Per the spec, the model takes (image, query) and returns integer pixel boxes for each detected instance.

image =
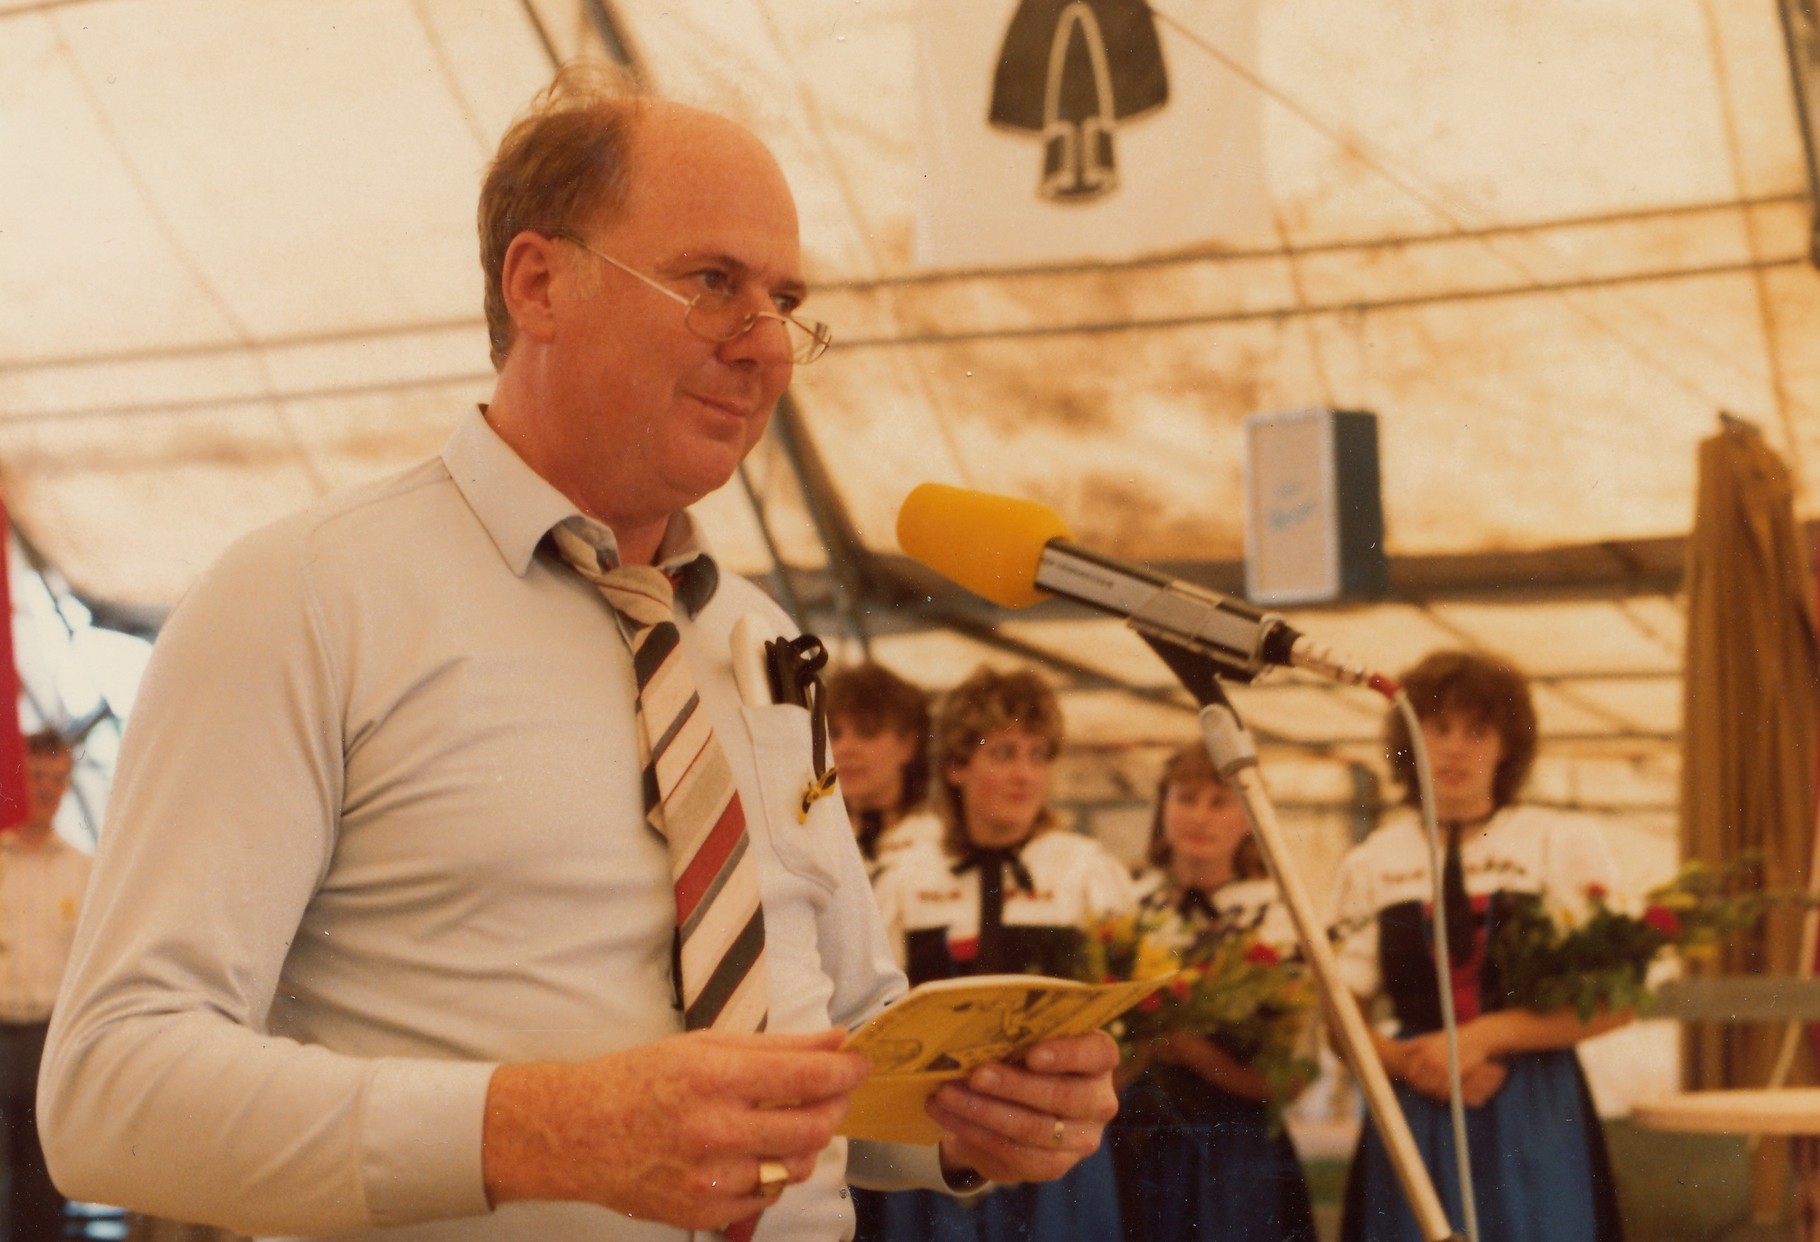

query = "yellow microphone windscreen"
[895,484,1072,608]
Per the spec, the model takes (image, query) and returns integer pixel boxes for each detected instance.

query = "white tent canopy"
[4,0,1816,823]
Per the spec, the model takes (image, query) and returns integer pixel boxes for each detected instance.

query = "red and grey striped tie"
[553,527,769,1035]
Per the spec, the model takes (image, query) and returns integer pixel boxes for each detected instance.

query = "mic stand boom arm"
[1143,636,1457,1242]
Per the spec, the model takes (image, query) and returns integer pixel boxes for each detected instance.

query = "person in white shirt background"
[4,730,90,1242]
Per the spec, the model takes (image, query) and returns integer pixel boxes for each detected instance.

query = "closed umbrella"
[1680,414,1818,1210]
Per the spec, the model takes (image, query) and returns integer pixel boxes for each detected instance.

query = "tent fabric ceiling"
[1,0,1809,811]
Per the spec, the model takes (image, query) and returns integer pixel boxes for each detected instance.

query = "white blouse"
[1327,805,1619,999]
[865,809,944,880]
[872,828,1137,967]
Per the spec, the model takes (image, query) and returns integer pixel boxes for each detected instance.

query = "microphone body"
[897,483,1397,696]
[1031,539,1292,680]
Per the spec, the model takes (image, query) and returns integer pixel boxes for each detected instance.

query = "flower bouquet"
[1073,904,1317,1102]
[1489,855,1790,1022]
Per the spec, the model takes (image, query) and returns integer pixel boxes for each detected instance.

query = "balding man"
[39,64,1118,1242]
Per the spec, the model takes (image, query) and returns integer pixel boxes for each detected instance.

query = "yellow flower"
[1546,891,1586,933]
[1134,935,1181,981]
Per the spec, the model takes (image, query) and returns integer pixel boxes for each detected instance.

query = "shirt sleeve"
[39,522,494,1235]
[1327,841,1383,999]
[1538,810,1621,902]
[845,1139,987,1195]
[867,858,913,969]
[817,804,910,1033]
[1079,844,1138,920]
[1229,879,1301,954]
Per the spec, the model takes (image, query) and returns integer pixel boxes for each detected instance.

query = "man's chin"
[663,457,744,509]
[654,417,771,511]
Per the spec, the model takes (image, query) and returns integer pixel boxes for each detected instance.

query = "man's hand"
[482,1028,867,1230]
[928,1030,1120,1186]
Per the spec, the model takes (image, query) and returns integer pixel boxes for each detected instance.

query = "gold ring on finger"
[1050,1118,1066,1146]
[757,1159,789,1199]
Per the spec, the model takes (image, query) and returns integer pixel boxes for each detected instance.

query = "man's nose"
[717,312,796,368]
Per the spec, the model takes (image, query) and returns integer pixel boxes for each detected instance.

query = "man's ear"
[500,232,560,345]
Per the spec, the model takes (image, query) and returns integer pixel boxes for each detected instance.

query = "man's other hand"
[928,1030,1120,1186]
[482,1028,867,1229]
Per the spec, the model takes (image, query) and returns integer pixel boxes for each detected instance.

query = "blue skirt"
[852,1141,1122,1242]
[1108,1065,1316,1242]
[1340,1048,1622,1242]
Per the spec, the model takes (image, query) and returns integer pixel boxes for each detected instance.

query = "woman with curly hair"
[866,664,1133,1242]
[1329,650,1630,1242]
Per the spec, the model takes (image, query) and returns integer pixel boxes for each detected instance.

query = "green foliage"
[1488,854,1794,1022]
[1072,904,1317,1110]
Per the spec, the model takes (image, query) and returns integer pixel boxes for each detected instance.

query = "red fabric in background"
[0,500,26,831]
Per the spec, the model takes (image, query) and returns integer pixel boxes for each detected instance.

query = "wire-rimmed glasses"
[552,231,832,364]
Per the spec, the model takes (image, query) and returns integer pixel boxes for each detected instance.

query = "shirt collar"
[442,406,720,617]
[551,515,720,618]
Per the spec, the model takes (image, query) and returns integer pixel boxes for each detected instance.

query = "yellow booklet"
[838,972,1171,1145]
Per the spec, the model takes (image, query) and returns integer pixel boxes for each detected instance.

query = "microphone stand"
[1144,636,1458,1242]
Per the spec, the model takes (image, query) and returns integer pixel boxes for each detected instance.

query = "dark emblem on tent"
[988,0,1169,202]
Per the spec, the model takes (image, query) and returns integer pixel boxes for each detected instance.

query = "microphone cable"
[1398,691,1480,1242]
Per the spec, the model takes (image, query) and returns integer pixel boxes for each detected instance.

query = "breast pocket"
[740,703,854,897]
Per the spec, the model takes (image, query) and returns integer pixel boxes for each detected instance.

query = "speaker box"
[1242,408,1387,605]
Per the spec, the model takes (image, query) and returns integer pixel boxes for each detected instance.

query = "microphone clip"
[1138,633,1242,709]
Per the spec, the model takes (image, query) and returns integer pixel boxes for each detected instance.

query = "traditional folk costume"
[855,809,944,881]
[1329,807,1625,1242]
[1108,874,1317,1242]
[859,829,1136,1242]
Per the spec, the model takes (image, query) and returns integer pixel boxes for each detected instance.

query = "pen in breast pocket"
[729,615,772,708]
[728,617,840,821]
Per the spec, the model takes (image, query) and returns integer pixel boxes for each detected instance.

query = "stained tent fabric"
[0,0,1816,824]
[1680,419,1818,1094]
[5,0,1813,609]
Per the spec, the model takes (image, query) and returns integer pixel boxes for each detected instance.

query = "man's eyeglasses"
[551,231,832,364]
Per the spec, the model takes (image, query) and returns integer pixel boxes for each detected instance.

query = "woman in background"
[826,660,939,1237]
[868,664,1133,1242]
[1109,742,1317,1242]
[827,660,940,876]
[1329,650,1629,1242]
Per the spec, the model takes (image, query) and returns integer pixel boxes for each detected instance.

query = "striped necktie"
[552,525,769,1035]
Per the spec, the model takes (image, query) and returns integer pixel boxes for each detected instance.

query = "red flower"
[1585,883,1608,901]
[1102,973,1121,986]
[1244,942,1282,967]
[1170,977,1192,1000]
[1642,905,1682,938]
[1139,993,1163,1014]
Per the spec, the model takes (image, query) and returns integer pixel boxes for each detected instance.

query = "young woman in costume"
[867,665,1134,1242]
[827,660,940,877]
[1108,741,1317,1242]
[1330,651,1629,1242]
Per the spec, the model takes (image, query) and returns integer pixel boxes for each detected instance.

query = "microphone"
[896,483,1398,697]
